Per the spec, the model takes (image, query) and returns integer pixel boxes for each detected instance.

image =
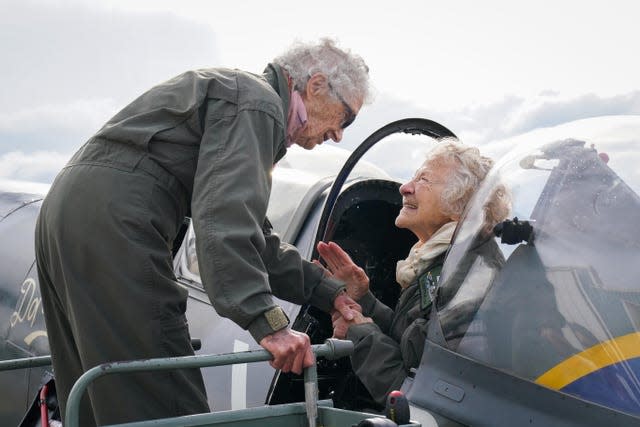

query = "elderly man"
[35,38,369,425]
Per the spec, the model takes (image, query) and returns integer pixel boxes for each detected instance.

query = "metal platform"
[60,339,420,427]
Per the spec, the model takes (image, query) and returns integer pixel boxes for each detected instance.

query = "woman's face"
[395,158,456,243]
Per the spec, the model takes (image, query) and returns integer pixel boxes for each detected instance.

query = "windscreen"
[435,116,640,416]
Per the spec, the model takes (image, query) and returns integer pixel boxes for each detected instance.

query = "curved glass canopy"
[436,116,640,416]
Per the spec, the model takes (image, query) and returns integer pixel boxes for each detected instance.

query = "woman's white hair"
[427,139,495,219]
[273,38,373,104]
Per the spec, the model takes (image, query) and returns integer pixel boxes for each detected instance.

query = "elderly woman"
[317,140,495,406]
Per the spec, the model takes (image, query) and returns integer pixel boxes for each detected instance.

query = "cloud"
[481,115,640,163]
[326,90,640,182]
[0,150,70,183]
[3,89,639,183]
[0,178,50,196]
[0,98,120,153]
[498,91,640,136]
[423,91,640,148]
[2,2,639,185]
[1,0,220,181]
[1,1,219,114]
[349,90,640,148]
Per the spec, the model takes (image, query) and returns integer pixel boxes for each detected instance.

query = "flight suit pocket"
[159,314,194,358]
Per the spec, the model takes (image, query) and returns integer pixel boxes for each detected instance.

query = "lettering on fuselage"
[10,277,48,346]
[11,278,45,329]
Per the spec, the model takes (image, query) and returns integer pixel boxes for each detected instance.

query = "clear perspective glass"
[435,116,640,416]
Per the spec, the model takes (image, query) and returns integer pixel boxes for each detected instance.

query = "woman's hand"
[316,241,370,300]
[331,310,373,339]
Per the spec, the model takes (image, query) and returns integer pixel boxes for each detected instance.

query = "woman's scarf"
[396,221,457,288]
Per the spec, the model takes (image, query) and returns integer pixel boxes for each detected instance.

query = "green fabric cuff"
[309,276,346,313]
[346,322,381,342]
[356,291,378,317]
[247,306,289,343]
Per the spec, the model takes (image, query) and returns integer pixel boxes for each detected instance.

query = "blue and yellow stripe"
[536,332,640,415]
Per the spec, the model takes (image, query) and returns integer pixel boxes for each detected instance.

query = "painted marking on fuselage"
[231,339,249,410]
[24,330,48,345]
[11,278,44,328]
[536,331,640,389]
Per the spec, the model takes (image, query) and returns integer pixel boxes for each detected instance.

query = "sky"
[1,0,639,184]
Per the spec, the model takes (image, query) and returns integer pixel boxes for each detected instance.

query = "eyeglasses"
[328,82,357,129]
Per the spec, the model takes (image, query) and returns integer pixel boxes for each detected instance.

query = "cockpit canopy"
[435,116,640,416]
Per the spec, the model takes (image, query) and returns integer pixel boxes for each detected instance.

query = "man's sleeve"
[346,318,428,406]
[261,230,345,313]
[191,107,288,343]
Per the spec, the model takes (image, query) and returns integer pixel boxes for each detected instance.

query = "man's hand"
[333,290,361,322]
[259,328,314,375]
[317,241,370,300]
[331,310,373,339]
[332,311,350,339]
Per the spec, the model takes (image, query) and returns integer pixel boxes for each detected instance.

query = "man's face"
[292,74,363,150]
[395,159,456,242]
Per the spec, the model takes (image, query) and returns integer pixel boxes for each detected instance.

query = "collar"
[396,221,457,288]
[263,63,292,160]
[286,90,308,147]
[263,63,290,124]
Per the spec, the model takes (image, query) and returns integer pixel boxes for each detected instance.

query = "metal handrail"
[0,355,51,371]
[0,339,202,373]
[65,339,354,427]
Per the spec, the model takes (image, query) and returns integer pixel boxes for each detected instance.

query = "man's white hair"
[273,38,372,104]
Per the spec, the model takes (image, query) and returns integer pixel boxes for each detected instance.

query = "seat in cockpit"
[322,179,417,308]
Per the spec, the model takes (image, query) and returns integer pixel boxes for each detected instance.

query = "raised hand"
[317,241,370,300]
[333,290,361,321]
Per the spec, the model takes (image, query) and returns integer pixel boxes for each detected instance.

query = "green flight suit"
[35,64,344,426]
[346,256,444,406]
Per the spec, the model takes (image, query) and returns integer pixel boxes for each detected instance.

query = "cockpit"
[171,115,640,424]
[427,118,640,421]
